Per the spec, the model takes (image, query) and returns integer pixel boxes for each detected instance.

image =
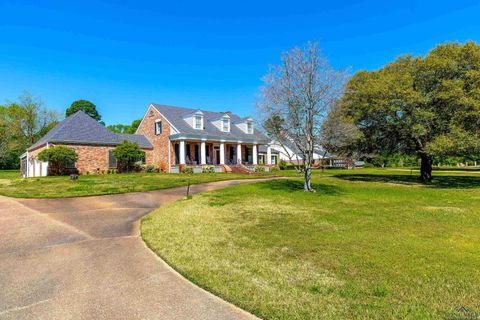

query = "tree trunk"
[303,153,316,192]
[419,153,433,181]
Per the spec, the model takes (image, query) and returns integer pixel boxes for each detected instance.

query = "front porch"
[171,139,273,167]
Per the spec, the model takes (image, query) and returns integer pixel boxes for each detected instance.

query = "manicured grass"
[0,170,269,198]
[141,169,480,320]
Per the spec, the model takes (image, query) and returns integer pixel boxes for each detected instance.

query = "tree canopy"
[107,119,141,134]
[339,41,480,180]
[66,100,102,121]
[0,92,59,169]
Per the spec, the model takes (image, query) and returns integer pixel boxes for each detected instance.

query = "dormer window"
[222,117,230,132]
[191,110,203,130]
[247,120,253,134]
[155,119,162,135]
[195,114,203,129]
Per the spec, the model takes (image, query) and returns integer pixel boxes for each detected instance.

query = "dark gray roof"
[152,103,269,142]
[116,133,152,148]
[29,111,152,150]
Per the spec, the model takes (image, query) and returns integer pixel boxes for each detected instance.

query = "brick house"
[21,111,153,177]
[22,104,277,177]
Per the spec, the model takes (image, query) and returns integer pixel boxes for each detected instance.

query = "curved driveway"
[0,179,264,320]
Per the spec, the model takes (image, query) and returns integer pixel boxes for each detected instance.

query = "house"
[135,104,277,171]
[21,111,153,177]
[21,104,278,177]
[270,140,326,166]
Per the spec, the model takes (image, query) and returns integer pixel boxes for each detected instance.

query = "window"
[195,114,203,129]
[247,121,253,134]
[155,120,162,135]
[271,155,277,165]
[259,155,265,165]
[66,148,76,168]
[222,118,229,132]
[108,150,117,168]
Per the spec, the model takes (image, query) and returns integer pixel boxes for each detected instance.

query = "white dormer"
[211,114,231,132]
[234,117,254,134]
[183,110,204,130]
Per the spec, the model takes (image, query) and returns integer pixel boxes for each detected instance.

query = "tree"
[107,119,141,134]
[129,119,141,133]
[38,146,78,176]
[0,92,59,169]
[320,102,361,159]
[112,140,145,173]
[107,124,131,133]
[340,41,480,180]
[66,100,101,121]
[257,41,347,191]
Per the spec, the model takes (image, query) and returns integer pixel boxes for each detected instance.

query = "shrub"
[182,166,193,174]
[278,159,288,170]
[112,140,145,173]
[158,161,168,172]
[145,164,158,172]
[254,166,266,173]
[133,161,144,172]
[363,162,375,168]
[37,146,78,176]
[269,166,279,173]
[202,166,215,173]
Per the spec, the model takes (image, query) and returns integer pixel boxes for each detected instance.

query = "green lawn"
[0,170,268,198]
[141,169,480,320]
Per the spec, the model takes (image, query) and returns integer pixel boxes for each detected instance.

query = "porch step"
[228,164,253,174]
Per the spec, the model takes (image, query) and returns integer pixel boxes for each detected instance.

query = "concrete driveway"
[0,180,262,320]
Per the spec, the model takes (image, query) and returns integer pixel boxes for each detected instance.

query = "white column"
[219,142,225,165]
[179,140,186,164]
[266,145,272,165]
[237,143,242,164]
[201,141,206,165]
[252,144,258,165]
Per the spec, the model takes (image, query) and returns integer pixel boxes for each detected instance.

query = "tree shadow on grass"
[333,173,480,189]
[255,179,343,195]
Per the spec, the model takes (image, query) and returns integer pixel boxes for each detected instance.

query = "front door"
[214,147,220,164]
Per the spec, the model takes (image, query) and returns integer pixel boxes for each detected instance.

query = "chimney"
[224,111,232,116]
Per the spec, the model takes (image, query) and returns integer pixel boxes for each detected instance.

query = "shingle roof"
[28,111,152,150]
[151,103,269,142]
[116,133,152,148]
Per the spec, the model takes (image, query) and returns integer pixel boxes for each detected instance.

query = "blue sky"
[1,0,479,126]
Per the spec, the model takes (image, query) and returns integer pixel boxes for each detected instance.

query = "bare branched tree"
[320,102,361,160]
[257,41,348,192]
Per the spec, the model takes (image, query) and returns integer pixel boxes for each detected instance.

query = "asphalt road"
[0,179,263,320]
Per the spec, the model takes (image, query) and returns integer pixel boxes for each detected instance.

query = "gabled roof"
[151,103,269,142]
[28,111,152,150]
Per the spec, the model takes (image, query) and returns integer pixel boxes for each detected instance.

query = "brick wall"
[28,144,152,175]
[136,105,175,170]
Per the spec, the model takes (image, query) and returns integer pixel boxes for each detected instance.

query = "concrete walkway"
[0,179,265,320]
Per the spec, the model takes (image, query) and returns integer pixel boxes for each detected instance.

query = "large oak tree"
[340,42,480,180]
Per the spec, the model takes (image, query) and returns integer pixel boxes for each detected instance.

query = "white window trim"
[222,117,230,132]
[247,120,253,134]
[194,114,203,130]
